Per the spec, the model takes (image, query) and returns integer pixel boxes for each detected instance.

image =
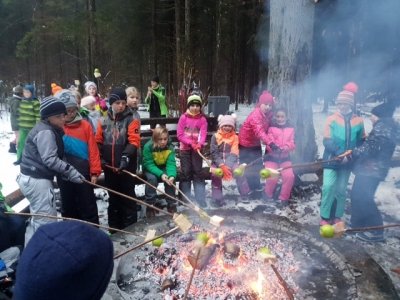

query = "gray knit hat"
[55,89,78,109]
[40,96,67,120]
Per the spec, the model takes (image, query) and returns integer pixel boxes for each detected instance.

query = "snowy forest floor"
[0,102,399,297]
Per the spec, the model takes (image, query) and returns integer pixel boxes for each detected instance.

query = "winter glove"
[191,142,201,151]
[220,164,233,181]
[67,167,85,184]
[119,156,129,171]
[269,143,281,152]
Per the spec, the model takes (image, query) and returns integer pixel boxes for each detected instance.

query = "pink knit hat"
[218,114,236,128]
[336,82,358,106]
[257,90,274,106]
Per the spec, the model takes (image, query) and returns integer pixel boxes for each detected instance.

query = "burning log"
[187,244,219,270]
[223,242,240,259]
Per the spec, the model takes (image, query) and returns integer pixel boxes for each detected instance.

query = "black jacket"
[352,118,397,179]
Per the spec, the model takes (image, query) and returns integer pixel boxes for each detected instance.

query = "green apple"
[152,237,164,247]
[196,232,210,245]
[214,168,224,177]
[319,224,335,238]
[258,246,276,260]
[259,168,271,179]
[233,167,245,177]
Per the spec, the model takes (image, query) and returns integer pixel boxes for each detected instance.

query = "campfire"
[115,211,360,299]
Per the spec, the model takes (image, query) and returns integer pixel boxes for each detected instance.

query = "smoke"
[312,0,400,104]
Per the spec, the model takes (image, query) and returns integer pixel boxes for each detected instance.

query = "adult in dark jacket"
[95,87,141,230]
[350,102,397,242]
[17,97,85,246]
[7,85,23,153]
[145,76,168,128]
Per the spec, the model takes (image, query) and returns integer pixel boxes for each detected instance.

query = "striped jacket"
[18,98,40,129]
[322,111,365,169]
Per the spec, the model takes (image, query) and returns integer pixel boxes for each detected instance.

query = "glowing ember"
[249,269,266,297]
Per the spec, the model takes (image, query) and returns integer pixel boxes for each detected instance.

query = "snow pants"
[264,160,294,201]
[179,149,206,206]
[320,168,351,220]
[144,171,175,206]
[239,145,263,193]
[17,173,57,246]
[58,176,99,224]
[104,169,137,230]
[350,175,383,235]
[16,128,30,161]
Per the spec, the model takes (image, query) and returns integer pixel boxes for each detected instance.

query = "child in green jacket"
[142,127,177,215]
[15,84,40,165]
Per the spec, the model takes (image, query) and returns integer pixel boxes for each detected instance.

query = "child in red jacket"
[264,108,295,205]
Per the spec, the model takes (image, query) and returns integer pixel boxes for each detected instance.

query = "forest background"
[1,0,400,161]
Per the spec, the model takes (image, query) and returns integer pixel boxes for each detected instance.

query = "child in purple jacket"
[177,95,208,207]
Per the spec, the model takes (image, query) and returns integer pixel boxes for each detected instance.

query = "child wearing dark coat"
[95,87,141,230]
[350,102,397,242]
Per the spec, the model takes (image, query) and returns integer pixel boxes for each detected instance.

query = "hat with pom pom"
[218,113,237,128]
[257,90,274,106]
[51,83,63,95]
[336,82,358,106]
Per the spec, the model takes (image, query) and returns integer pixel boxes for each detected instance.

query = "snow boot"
[8,142,17,154]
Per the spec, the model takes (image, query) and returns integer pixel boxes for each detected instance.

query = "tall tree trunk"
[212,0,222,95]
[184,0,190,66]
[175,0,181,91]
[152,0,158,75]
[86,0,97,80]
[267,0,316,163]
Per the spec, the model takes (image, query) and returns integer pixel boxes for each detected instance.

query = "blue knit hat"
[23,84,35,98]
[13,221,114,300]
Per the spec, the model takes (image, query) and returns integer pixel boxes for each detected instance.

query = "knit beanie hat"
[218,114,236,128]
[23,84,35,98]
[51,83,63,95]
[55,89,78,109]
[81,95,96,107]
[108,87,127,106]
[187,94,202,107]
[151,75,160,84]
[257,90,274,106]
[40,96,67,120]
[371,102,396,119]
[84,81,97,93]
[13,221,114,300]
[336,82,358,106]
[13,85,23,96]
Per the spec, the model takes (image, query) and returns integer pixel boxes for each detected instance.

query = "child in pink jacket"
[238,90,274,196]
[177,94,208,208]
[264,108,295,205]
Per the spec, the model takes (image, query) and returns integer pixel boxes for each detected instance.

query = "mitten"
[119,156,130,171]
[191,142,201,151]
[220,165,233,181]
[269,143,280,152]
[67,168,85,184]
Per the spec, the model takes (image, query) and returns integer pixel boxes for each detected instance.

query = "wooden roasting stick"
[333,223,400,238]
[5,211,140,237]
[113,226,180,259]
[84,180,192,233]
[270,264,295,300]
[183,246,202,300]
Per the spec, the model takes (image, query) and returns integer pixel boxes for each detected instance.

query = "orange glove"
[220,164,233,181]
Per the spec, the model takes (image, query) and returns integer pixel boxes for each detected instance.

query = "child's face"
[157,133,168,148]
[337,103,352,115]
[127,94,140,108]
[275,111,287,125]
[47,113,66,129]
[23,90,32,99]
[86,102,96,111]
[221,125,234,133]
[189,103,201,115]
[87,86,97,96]
[150,81,158,89]
[65,107,78,122]
[260,103,272,114]
[111,100,126,114]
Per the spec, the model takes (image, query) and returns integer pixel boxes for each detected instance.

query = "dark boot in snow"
[8,142,17,153]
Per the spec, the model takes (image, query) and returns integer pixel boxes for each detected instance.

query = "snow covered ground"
[0,102,399,295]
